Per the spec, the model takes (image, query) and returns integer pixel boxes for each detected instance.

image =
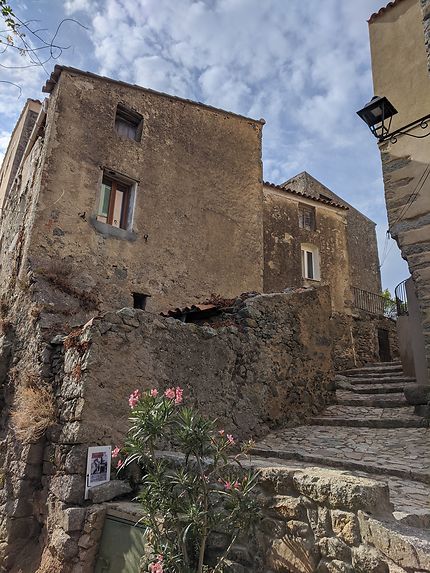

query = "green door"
[95,515,146,573]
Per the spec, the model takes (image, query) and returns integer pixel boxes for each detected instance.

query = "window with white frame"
[301,244,320,280]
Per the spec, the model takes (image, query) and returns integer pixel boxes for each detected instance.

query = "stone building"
[0,99,41,214]
[0,66,395,572]
[263,172,381,313]
[367,0,430,389]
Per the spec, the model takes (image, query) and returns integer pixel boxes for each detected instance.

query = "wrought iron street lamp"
[357,95,430,143]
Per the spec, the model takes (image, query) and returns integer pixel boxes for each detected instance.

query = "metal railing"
[352,287,385,316]
[395,279,409,316]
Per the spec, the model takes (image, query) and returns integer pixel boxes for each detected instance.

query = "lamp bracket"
[378,113,430,144]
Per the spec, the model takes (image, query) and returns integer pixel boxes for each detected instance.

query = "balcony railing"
[352,287,385,317]
[394,279,408,316]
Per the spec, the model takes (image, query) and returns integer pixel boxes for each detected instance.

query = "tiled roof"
[263,181,349,210]
[42,65,265,126]
[368,0,407,23]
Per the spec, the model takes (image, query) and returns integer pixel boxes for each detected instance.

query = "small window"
[301,244,320,281]
[115,104,143,142]
[133,292,149,310]
[298,203,316,231]
[319,193,332,203]
[97,175,133,230]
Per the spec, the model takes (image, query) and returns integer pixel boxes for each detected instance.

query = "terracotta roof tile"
[368,0,407,23]
[263,181,349,210]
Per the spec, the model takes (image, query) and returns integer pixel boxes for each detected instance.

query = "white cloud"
[0,0,407,289]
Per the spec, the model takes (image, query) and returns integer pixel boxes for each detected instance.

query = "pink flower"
[150,388,158,398]
[111,447,120,458]
[128,389,140,408]
[224,481,232,490]
[117,459,123,469]
[233,480,240,490]
[149,555,164,573]
[175,386,183,405]
[227,434,235,445]
[164,388,175,400]
[218,429,225,436]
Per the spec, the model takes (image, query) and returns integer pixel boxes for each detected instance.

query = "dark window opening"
[298,203,316,231]
[97,174,133,230]
[133,292,149,310]
[115,104,143,142]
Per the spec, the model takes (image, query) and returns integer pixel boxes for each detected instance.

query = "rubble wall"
[331,313,399,371]
[221,464,430,573]
[34,288,335,571]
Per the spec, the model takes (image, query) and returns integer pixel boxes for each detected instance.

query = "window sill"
[303,277,321,283]
[90,216,137,242]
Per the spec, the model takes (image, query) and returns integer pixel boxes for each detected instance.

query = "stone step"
[343,376,415,385]
[336,391,408,408]
[250,445,430,484]
[341,365,403,376]
[310,416,428,429]
[349,383,407,395]
[311,405,427,428]
[310,404,428,428]
[343,371,409,379]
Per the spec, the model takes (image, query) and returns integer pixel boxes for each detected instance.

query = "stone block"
[293,468,392,516]
[331,510,361,545]
[404,384,430,405]
[318,537,351,562]
[326,560,354,573]
[269,495,306,520]
[50,474,85,504]
[286,520,312,539]
[351,544,388,573]
[83,505,106,534]
[267,536,320,573]
[358,512,430,571]
[63,507,86,532]
[50,528,79,560]
[87,480,132,503]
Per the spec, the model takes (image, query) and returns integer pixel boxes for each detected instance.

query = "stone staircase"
[311,361,427,429]
[251,361,430,530]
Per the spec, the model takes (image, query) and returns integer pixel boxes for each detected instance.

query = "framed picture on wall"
[85,445,111,499]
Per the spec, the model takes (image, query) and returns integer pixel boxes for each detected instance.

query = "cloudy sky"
[0,0,409,293]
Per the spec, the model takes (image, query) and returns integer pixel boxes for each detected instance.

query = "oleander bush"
[115,386,260,573]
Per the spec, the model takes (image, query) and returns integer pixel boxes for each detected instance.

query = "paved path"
[252,361,430,528]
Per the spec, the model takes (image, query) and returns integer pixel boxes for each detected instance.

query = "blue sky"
[0,0,409,294]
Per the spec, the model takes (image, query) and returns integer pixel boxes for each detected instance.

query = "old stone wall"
[421,0,430,73]
[263,186,351,313]
[27,68,264,334]
[21,288,335,572]
[331,312,399,371]
[218,464,430,573]
[52,463,430,573]
[0,99,41,212]
[369,0,430,383]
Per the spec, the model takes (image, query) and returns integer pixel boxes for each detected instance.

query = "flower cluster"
[218,429,235,445]
[149,554,164,573]
[128,389,140,408]
[164,386,183,404]
[219,478,241,491]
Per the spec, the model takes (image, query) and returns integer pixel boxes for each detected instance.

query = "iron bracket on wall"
[379,113,430,144]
